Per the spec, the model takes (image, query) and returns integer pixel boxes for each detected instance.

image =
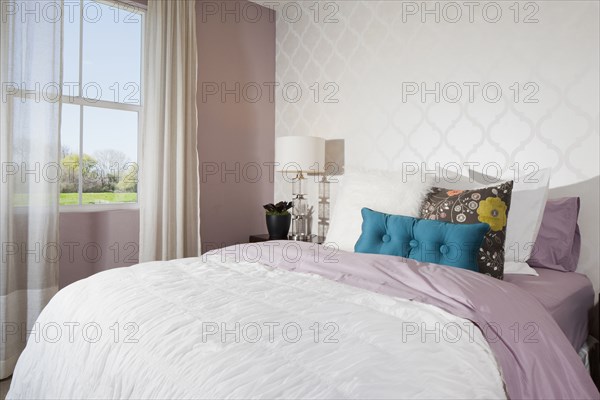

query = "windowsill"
[60,203,140,213]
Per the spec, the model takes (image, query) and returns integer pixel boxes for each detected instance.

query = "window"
[61,0,143,207]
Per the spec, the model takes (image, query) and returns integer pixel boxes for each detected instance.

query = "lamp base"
[288,234,318,242]
[288,233,307,241]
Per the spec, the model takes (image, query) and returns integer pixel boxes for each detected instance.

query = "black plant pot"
[266,214,291,240]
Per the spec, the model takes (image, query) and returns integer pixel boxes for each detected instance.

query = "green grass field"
[60,192,137,205]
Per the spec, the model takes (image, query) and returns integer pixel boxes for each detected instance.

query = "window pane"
[63,0,81,96]
[60,104,81,205]
[82,0,142,104]
[82,107,138,204]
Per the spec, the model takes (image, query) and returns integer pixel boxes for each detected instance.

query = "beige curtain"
[139,0,200,261]
[0,0,61,379]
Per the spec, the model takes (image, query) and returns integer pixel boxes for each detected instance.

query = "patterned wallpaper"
[260,0,600,294]
[270,0,599,187]
[266,0,599,247]
[253,0,600,292]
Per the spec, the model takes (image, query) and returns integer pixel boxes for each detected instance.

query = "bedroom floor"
[0,376,10,399]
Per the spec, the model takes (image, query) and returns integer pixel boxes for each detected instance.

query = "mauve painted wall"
[59,210,140,288]
[196,0,276,253]
[59,0,275,287]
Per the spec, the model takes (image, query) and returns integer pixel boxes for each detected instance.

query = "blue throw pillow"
[354,208,490,272]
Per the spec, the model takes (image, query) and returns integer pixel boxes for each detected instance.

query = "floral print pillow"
[419,181,514,279]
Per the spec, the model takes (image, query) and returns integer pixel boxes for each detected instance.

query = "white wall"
[270,1,599,285]
[272,1,598,182]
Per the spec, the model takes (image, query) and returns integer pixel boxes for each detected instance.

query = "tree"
[60,153,99,193]
[116,163,138,193]
[93,149,130,189]
[60,150,136,194]
[94,149,129,178]
[61,145,72,159]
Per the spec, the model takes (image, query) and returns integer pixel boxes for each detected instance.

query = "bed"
[6,241,599,399]
[505,267,595,351]
[7,171,600,399]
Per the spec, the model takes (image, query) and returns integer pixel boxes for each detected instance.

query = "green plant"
[263,201,293,216]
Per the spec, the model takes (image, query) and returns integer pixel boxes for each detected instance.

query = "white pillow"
[473,167,551,275]
[431,167,483,190]
[325,169,431,252]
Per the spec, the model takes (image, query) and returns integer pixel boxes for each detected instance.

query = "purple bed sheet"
[505,268,594,350]
[229,242,600,400]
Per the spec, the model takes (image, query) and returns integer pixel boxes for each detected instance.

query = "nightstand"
[249,234,325,244]
[590,300,599,389]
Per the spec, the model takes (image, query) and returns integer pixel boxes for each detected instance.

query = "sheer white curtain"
[139,0,200,262]
[0,0,62,379]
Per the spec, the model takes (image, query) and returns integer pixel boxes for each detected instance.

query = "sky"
[61,0,142,164]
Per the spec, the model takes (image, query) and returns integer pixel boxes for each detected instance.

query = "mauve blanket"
[233,241,599,400]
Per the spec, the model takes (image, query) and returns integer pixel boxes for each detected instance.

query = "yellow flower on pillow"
[477,197,507,231]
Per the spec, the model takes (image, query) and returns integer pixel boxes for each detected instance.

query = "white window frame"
[60,0,144,213]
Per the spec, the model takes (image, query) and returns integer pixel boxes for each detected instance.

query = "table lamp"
[275,136,325,240]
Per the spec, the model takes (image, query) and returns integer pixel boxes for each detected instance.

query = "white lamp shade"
[276,136,325,173]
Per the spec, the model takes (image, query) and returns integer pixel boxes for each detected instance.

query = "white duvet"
[8,254,506,399]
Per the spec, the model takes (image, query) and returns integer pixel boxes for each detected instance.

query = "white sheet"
[8,254,506,399]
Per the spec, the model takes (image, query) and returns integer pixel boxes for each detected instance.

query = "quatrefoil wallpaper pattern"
[272,1,599,188]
